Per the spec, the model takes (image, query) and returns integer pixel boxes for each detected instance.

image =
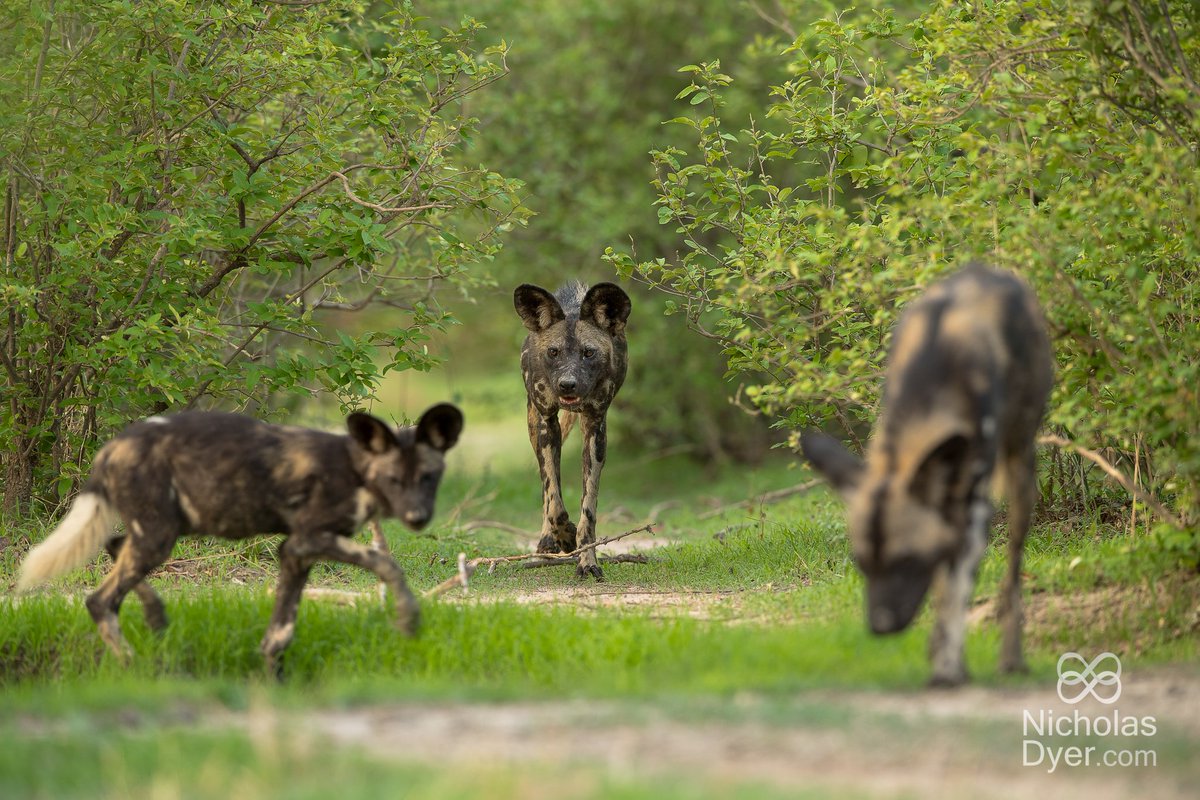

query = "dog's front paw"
[575,561,604,581]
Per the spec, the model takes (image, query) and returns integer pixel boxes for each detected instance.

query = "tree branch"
[1038,434,1187,530]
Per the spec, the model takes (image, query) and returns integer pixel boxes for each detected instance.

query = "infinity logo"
[1056,652,1122,705]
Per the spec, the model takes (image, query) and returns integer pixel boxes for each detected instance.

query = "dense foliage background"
[608,0,1199,544]
[0,0,525,513]
[2,0,1196,552]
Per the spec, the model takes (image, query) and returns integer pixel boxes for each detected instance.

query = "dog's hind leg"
[365,520,390,604]
[574,415,608,580]
[529,403,574,553]
[105,536,168,633]
[997,447,1037,674]
[85,518,177,661]
[261,536,316,680]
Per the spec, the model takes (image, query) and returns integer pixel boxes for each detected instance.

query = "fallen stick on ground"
[519,553,651,569]
[696,480,822,520]
[424,552,475,599]
[423,523,657,598]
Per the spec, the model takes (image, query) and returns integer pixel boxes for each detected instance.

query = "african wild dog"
[801,265,1052,686]
[17,404,463,675]
[514,281,631,580]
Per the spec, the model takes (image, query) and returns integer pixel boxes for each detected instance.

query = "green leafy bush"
[608,0,1199,527]
[0,0,527,513]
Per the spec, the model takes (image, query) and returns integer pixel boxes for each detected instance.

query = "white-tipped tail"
[16,493,118,591]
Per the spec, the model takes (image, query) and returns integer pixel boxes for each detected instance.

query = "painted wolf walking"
[801,265,1052,686]
[514,281,631,580]
[17,404,463,675]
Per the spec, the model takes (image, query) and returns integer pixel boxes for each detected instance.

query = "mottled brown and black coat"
[514,281,631,579]
[17,405,463,676]
[802,265,1052,686]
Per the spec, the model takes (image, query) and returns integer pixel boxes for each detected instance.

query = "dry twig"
[423,523,658,597]
[519,553,651,569]
[1037,434,1186,530]
[424,553,475,598]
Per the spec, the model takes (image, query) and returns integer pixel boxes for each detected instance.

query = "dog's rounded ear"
[514,284,566,332]
[800,431,864,498]
[416,403,464,452]
[347,412,397,454]
[580,283,631,335]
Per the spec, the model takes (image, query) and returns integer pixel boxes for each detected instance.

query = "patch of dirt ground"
[305,581,751,621]
[285,571,1200,796]
[212,665,1197,800]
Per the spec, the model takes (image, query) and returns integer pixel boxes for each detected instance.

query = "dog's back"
[872,264,1052,490]
[88,412,354,538]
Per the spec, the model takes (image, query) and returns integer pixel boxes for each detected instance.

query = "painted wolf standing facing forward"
[514,281,632,580]
[801,265,1052,686]
[17,404,463,676]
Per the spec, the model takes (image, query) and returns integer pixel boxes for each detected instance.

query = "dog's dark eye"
[548,347,560,358]
[583,347,596,359]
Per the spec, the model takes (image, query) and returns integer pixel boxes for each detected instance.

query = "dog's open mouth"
[559,395,581,407]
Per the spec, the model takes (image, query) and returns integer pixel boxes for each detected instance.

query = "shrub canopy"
[609,0,1200,526]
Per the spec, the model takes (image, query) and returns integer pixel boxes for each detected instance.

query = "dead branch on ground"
[520,553,650,569]
[423,523,657,598]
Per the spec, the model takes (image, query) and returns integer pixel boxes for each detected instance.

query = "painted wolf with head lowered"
[801,265,1052,686]
[17,404,463,675]
[514,281,631,580]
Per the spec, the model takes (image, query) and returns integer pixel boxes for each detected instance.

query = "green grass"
[0,589,963,696]
[2,395,1197,798]
[2,473,1193,702]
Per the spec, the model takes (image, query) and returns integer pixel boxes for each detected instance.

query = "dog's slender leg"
[261,537,314,680]
[105,536,168,633]
[85,520,176,661]
[997,448,1037,674]
[368,520,389,553]
[575,414,608,580]
[367,520,390,603]
[926,564,950,664]
[929,494,991,687]
[310,532,420,637]
[529,403,573,553]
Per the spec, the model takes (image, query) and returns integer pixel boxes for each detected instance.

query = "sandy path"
[216,665,1197,799]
